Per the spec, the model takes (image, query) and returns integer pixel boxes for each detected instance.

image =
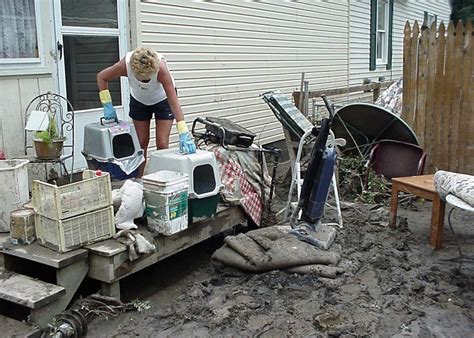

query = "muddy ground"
[82,171,474,337]
[2,168,473,337]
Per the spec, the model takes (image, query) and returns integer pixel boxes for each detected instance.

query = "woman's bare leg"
[155,119,173,149]
[133,119,151,177]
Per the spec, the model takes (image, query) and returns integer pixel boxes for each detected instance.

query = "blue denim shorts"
[129,95,174,121]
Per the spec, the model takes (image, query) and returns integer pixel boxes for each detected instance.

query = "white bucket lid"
[143,170,188,185]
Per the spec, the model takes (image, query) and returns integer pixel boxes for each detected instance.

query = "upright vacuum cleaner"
[289,94,337,249]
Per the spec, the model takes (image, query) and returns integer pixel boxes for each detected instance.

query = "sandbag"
[211,226,341,273]
[284,265,345,278]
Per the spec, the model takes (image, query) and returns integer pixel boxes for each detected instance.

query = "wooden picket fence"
[403,20,473,174]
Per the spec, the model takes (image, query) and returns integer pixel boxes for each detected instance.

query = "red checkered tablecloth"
[208,146,263,225]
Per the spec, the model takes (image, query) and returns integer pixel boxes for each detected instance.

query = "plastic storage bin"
[0,160,30,232]
[143,170,189,236]
[145,149,222,199]
[83,121,142,161]
[32,170,112,220]
[85,158,140,181]
[35,206,115,253]
[82,121,143,180]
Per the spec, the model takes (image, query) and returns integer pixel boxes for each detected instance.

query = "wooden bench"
[389,174,446,249]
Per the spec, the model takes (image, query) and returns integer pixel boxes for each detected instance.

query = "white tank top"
[125,51,175,105]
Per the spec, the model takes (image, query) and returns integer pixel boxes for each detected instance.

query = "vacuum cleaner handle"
[321,94,335,121]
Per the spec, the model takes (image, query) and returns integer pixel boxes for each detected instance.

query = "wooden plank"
[0,271,65,309]
[424,22,438,173]
[115,206,247,281]
[468,21,474,175]
[87,206,247,283]
[293,81,393,101]
[432,23,446,171]
[407,22,420,128]
[402,21,412,124]
[415,26,430,148]
[442,22,455,170]
[391,174,436,193]
[87,254,120,283]
[449,21,464,171]
[458,21,473,174]
[85,240,127,258]
[3,242,88,269]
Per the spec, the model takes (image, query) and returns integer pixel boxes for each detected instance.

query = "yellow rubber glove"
[99,89,117,120]
[177,121,196,154]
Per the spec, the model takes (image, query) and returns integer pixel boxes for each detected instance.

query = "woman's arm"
[157,59,185,122]
[97,58,127,90]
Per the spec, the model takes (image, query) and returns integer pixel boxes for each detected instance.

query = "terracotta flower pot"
[34,139,64,160]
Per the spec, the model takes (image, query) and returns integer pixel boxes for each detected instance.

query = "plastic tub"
[143,170,189,235]
[0,160,30,232]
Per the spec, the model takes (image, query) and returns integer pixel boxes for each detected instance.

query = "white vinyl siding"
[132,0,349,147]
[0,0,54,158]
[350,0,451,86]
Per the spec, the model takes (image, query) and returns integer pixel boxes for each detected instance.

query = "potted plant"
[34,114,65,160]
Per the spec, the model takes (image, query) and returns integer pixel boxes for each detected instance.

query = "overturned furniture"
[331,103,419,157]
[261,91,343,229]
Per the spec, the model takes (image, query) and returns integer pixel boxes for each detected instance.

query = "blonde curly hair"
[130,47,159,79]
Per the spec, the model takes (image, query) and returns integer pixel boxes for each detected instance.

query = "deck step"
[0,270,65,309]
[3,242,88,269]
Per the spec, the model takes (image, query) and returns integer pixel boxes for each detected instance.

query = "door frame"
[51,0,130,171]
[52,0,130,118]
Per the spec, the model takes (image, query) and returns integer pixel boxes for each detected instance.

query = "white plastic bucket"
[142,170,188,193]
[143,170,189,236]
[0,160,29,232]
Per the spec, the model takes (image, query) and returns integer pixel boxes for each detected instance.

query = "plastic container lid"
[143,170,188,184]
[143,170,189,192]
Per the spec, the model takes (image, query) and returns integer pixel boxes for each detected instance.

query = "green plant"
[338,154,391,205]
[35,115,63,144]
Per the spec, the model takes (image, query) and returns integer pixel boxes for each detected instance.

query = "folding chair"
[366,139,426,180]
[261,91,344,229]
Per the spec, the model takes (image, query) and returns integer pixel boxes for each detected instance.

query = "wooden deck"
[0,205,247,301]
[86,205,247,298]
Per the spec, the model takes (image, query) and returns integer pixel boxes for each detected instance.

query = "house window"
[424,11,438,28]
[370,0,393,71]
[0,0,39,60]
[376,1,389,63]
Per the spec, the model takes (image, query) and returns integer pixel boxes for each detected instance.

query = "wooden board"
[415,26,429,148]
[87,206,247,283]
[432,23,446,171]
[391,174,436,194]
[3,242,88,269]
[459,21,473,173]
[449,22,464,171]
[0,271,65,309]
[85,240,127,258]
[424,22,437,171]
